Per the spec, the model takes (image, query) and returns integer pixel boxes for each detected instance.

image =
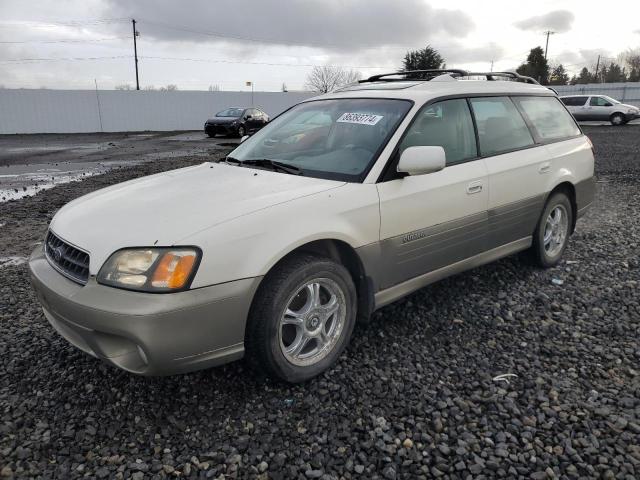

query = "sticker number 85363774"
[336,112,384,126]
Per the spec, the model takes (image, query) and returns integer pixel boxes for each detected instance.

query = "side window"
[399,98,477,165]
[513,96,581,141]
[469,97,534,156]
[590,96,608,107]
[562,97,587,106]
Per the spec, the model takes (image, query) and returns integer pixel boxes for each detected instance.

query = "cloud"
[103,0,475,52]
[514,10,574,34]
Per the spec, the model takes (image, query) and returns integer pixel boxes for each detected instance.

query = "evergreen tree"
[402,46,445,78]
[604,62,626,83]
[516,47,550,84]
[549,64,570,85]
[575,67,594,84]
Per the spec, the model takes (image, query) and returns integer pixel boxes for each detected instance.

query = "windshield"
[228,98,412,181]
[216,108,244,117]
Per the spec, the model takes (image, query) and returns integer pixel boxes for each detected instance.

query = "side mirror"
[240,135,249,143]
[604,103,612,107]
[397,146,446,176]
[245,115,252,120]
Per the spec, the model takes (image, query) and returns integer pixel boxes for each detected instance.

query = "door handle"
[466,181,483,194]
[539,162,551,174]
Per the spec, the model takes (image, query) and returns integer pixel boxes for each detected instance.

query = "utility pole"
[132,19,140,90]
[490,60,494,72]
[594,55,601,83]
[543,30,555,60]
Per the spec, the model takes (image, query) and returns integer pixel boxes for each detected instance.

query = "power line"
[140,19,430,52]
[0,55,131,64]
[0,36,128,44]
[0,18,129,28]
[140,55,388,69]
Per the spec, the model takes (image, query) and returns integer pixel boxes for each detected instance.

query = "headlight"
[97,248,200,292]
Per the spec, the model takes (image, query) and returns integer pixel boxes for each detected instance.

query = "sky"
[1,0,639,91]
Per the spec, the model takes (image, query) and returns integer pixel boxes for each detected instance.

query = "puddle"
[0,160,130,202]
[0,256,28,267]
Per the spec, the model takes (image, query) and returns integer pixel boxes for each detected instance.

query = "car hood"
[50,162,344,273]
[206,117,240,124]
[621,104,639,111]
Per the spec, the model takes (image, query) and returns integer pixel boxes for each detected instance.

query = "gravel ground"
[1,126,639,479]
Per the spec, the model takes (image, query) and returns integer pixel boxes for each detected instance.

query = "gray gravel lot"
[1,126,639,479]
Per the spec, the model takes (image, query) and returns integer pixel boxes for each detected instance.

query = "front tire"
[245,254,357,383]
[610,113,625,126]
[531,192,573,268]
[237,125,246,138]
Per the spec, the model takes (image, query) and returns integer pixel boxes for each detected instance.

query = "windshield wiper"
[228,158,302,175]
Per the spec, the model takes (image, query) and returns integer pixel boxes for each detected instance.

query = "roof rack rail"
[359,69,470,83]
[359,69,541,85]
[464,71,540,85]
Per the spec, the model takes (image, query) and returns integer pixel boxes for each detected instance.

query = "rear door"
[376,98,489,290]
[469,96,545,249]
[562,96,589,120]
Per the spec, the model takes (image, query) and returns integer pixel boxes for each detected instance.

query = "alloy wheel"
[278,278,346,367]
[543,204,569,257]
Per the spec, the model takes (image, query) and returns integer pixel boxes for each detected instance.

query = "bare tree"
[281,82,288,92]
[143,85,156,91]
[115,84,133,90]
[160,84,178,91]
[305,66,361,93]
[208,84,221,92]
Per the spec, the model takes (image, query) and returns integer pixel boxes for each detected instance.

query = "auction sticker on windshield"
[336,113,383,126]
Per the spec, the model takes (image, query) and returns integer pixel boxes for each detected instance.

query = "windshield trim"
[230,97,415,183]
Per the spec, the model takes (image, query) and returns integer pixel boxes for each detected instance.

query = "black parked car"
[204,107,269,138]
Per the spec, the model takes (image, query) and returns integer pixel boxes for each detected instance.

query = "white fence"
[553,82,640,106]
[0,89,316,134]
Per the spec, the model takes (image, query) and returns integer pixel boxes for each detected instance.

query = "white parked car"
[560,94,640,125]
[30,70,595,383]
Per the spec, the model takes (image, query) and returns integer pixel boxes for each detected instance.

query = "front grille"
[44,231,90,285]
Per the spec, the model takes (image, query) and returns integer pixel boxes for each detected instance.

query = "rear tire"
[207,132,216,138]
[245,254,357,383]
[531,192,573,268]
[610,113,625,126]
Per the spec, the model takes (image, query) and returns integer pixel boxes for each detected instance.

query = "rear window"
[513,96,581,141]
[469,97,534,156]
[561,97,587,106]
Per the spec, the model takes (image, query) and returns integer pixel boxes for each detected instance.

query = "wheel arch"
[546,181,577,232]
[255,238,374,324]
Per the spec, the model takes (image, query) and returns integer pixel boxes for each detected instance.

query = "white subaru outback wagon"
[29,70,595,383]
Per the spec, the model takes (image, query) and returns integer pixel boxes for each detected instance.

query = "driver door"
[375,98,489,290]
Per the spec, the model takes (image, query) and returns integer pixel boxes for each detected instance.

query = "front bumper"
[204,123,237,136]
[29,245,261,375]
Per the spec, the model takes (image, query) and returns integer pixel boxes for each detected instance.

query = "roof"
[311,76,555,103]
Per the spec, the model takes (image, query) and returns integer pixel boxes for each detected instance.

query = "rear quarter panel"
[542,136,595,208]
